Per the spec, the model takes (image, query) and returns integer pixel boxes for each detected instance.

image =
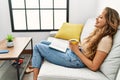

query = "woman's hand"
[69,41,80,54]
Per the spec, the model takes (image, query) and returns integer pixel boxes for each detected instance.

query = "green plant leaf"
[6,34,14,42]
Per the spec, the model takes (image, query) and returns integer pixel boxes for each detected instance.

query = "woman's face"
[95,10,107,28]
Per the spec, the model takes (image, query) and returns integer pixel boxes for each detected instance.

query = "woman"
[32,7,120,80]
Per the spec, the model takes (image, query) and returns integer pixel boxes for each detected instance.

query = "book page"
[49,39,69,52]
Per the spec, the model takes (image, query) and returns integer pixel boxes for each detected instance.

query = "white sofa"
[38,18,120,80]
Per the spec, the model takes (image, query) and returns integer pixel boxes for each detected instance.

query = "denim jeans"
[32,40,85,69]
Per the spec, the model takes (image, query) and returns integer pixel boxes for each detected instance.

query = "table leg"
[31,39,33,54]
[16,59,20,80]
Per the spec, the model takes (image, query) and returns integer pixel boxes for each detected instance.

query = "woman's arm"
[69,43,108,71]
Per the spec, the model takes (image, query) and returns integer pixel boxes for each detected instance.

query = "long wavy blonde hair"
[84,7,120,60]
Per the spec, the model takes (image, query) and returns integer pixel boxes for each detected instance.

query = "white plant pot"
[7,42,14,48]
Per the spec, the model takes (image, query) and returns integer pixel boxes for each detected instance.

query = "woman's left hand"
[69,42,79,53]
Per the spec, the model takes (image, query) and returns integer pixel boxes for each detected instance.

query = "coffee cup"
[69,39,79,45]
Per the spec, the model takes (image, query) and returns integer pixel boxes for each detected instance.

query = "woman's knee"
[34,40,51,50]
[40,40,51,45]
[34,42,43,49]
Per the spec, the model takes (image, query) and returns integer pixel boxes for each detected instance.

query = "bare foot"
[25,67,33,73]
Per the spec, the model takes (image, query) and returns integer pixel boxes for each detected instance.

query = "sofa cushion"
[55,22,83,41]
[100,26,120,80]
[116,68,120,80]
[38,60,109,80]
[80,18,95,42]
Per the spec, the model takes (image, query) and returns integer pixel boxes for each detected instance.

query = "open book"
[49,39,69,52]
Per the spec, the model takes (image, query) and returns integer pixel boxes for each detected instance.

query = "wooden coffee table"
[0,37,33,80]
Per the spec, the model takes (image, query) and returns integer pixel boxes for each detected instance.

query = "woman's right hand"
[69,41,79,53]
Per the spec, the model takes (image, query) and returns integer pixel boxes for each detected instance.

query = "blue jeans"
[32,40,85,69]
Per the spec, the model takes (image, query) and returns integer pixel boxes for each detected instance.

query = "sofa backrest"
[80,18,95,42]
[81,18,120,80]
[100,26,120,80]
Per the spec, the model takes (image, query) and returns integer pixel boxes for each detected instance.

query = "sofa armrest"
[49,31,58,37]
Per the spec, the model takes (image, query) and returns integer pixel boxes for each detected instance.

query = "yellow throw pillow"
[55,22,83,41]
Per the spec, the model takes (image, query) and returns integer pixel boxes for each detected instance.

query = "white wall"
[97,0,120,15]
[0,0,98,46]
[69,0,98,23]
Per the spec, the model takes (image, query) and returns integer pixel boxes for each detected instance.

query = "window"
[8,0,69,32]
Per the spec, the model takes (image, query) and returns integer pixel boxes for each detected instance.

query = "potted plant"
[6,34,14,47]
